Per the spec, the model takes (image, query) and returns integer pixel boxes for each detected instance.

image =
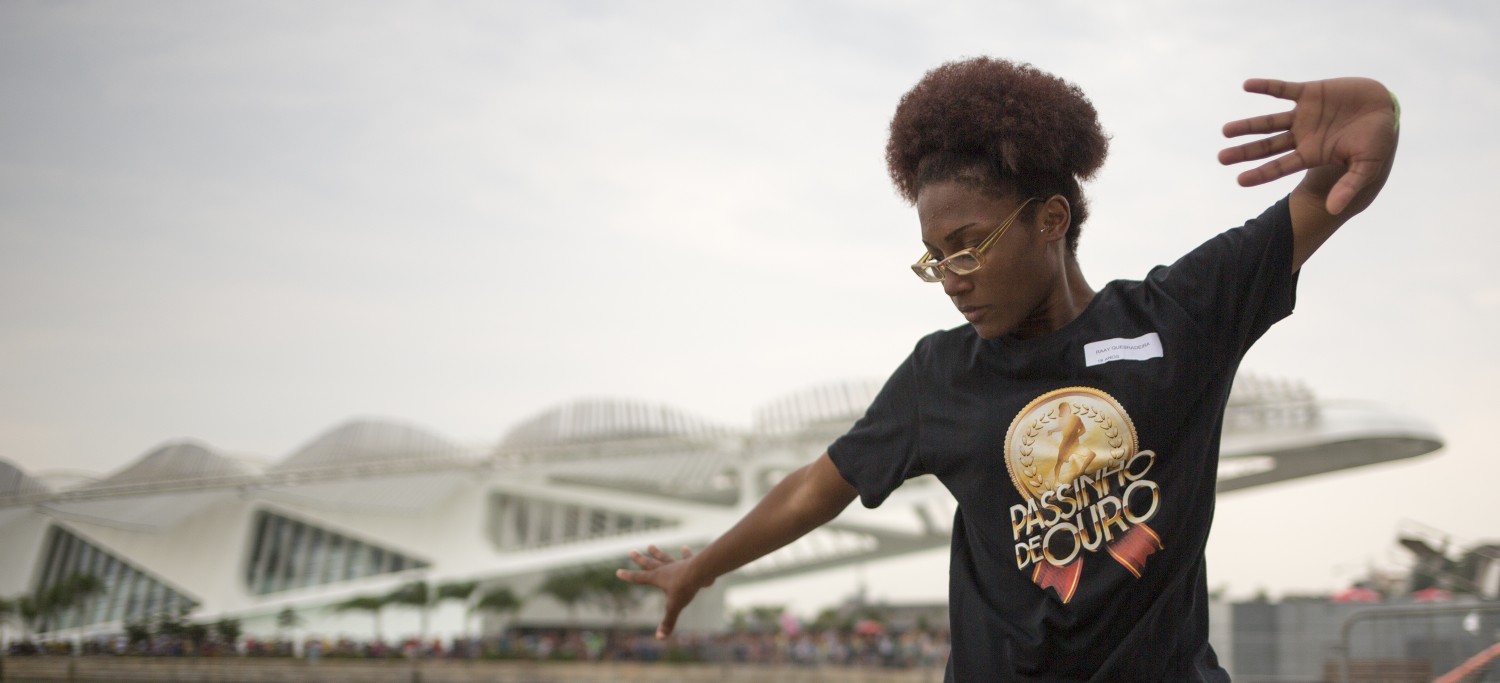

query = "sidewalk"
[2,657,945,683]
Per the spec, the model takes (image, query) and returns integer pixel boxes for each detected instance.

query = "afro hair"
[886,58,1109,252]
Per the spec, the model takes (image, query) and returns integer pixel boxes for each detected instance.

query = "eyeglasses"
[910,197,1038,282]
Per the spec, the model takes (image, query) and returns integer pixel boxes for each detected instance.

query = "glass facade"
[486,492,675,550]
[33,526,198,632]
[243,510,428,595]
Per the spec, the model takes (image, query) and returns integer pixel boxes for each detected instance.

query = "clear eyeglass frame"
[910,197,1039,283]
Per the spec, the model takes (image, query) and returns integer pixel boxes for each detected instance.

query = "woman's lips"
[960,305,986,322]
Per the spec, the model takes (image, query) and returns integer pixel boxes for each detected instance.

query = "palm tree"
[275,607,302,654]
[584,565,646,626]
[17,596,42,642]
[436,581,477,609]
[435,582,474,651]
[183,621,209,655]
[213,617,243,653]
[330,595,387,644]
[435,581,477,645]
[1,596,15,650]
[536,569,592,627]
[749,605,785,634]
[471,587,523,642]
[157,612,187,652]
[58,575,105,654]
[385,580,479,649]
[123,620,151,653]
[34,583,76,644]
[1,596,14,678]
[383,581,428,646]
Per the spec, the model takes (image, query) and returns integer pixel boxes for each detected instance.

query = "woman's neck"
[1012,257,1095,340]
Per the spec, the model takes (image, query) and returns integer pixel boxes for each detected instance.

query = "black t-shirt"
[828,199,1298,682]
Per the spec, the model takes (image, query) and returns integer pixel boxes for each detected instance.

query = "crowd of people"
[491,627,952,668]
[4,624,952,669]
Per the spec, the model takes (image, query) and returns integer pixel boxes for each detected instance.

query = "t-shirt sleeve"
[826,339,927,509]
[1143,196,1299,356]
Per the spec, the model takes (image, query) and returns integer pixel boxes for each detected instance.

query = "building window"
[486,492,676,551]
[32,526,198,632]
[243,510,428,596]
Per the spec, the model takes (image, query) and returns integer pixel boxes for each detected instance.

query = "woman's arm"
[616,451,858,638]
[1219,77,1400,272]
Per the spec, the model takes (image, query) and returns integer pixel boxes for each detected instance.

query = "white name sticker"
[1084,332,1164,367]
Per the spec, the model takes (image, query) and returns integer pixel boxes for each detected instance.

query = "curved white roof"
[1224,372,1320,433]
[746,375,1316,436]
[0,458,50,499]
[752,379,883,434]
[1229,372,1315,404]
[274,418,466,472]
[93,441,256,488]
[34,471,101,491]
[499,398,725,450]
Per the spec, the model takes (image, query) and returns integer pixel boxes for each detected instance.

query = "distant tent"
[1410,586,1453,603]
[1330,586,1382,603]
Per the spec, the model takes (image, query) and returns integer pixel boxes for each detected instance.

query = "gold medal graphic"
[1004,387,1161,603]
[1006,387,1137,497]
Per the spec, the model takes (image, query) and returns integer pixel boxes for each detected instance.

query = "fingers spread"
[1222,111,1293,138]
[616,568,650,585]
[629,549,661,570]
[1218,131,1295,165]
[679,546,694,559]
[1237,152,1308,187]
[1243,78,1302,101]
[648,545,675,563]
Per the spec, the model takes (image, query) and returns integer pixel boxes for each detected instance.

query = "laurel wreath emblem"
[1018,409,1053,488]
[1008,388,1137,495]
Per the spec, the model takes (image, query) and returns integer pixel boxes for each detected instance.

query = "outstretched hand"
[616,544,711,639]
[1219,77,1398,215]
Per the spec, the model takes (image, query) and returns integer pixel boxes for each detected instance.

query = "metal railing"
[1338,602,1500,683]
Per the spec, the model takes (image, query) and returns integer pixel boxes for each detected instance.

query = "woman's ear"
[1037,195,1072,242]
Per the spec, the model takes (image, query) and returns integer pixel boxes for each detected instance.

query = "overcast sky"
[2,0,1497,613]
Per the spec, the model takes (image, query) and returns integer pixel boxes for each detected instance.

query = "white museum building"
[0,374,1442,644]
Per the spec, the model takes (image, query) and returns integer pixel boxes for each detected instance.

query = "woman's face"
[915,180,1063,340]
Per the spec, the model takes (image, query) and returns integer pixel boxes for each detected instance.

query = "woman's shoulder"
[883,326,973,378]
[914,324,981,356]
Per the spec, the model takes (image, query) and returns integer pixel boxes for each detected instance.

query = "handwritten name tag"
[1084,332,1163,367]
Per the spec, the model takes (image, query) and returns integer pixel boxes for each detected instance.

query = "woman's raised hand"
[1219,77,1398,215]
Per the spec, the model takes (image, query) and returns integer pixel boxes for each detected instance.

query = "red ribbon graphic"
[1106,524,1162,578]
[1033,559,1083,603]
[1032,524,1162,603]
